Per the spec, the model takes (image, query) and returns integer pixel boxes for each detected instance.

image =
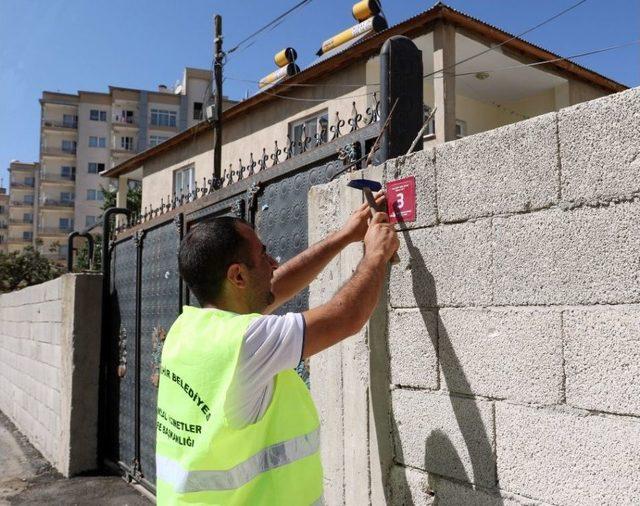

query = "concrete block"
[388,308,438,389]
[392,390,495,486]
[384,149,438,229]
[390,219,492,308]
[436,112,559,222]
[34,300,63,323]
[496,403,640,505]
[44,278,62,301]
[559,87,640,204]
[390,467,552,506]
[439,308,563,403]
[564,306,640,416]
[493,202,640,305]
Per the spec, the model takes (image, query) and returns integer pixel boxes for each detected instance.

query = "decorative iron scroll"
[117,326,128,378]
[114,93,380,234]
[150,326,167,387]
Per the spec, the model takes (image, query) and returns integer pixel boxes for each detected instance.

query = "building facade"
[6,162,38,255]
[34,67,218,258]
[103,4,625,213]
[0,184,8,253]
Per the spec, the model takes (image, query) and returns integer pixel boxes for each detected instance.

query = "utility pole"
[213,14,223,182]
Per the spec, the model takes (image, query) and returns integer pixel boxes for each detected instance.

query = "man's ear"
[226,263,248,289]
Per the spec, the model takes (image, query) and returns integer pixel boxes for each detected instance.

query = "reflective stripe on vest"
[157,427,320,493]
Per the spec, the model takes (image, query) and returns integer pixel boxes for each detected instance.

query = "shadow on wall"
[382,226,501,505]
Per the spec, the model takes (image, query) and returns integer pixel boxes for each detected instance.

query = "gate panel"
[107,237,137,471]
[139,220,181,486]
[255,158,341,314]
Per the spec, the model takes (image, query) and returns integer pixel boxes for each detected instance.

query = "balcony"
[8,237,31,244]
[40,173,76,184]
[40,199,74,210]
[9,181,35,189]
[112,115,138,129]
[42,119,78,131]
[10,201,34,208]
[0,223,7,229]
[9,218,33,225]
[41,146,77,158]
[38,227,73,237]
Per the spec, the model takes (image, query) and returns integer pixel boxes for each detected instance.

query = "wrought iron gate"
[97,36,423,494]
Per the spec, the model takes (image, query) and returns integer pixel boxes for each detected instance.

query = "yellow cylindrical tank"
[274,47,298,67]
[316,15,387,56]
[352,0,381,22]
[258,63,300,88]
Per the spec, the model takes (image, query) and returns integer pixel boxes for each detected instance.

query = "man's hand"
[364,211,400,263]
[340,191,386,243]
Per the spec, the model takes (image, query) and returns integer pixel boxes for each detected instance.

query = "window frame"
[173,164,195,198]
[288,110,329,156]
[150,108,177,127]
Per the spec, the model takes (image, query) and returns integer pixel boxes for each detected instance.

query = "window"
[61,192,74,203]
[24,194,34,204]
[23,213,33,223]
[150,108,177,127]
[90,109,107,121]
[61,166,76,179]
[115,109,135,124]
[173,164,195,198]
[63,114,77,127]
[62,139,77,153]
[127,179,142,190]
[89,136,106,148]
[120,136,134,151]
[97,189,104,201]
[59,244,68,257]
[88,162,105,174]
[288,111,328,156]
[24,177,35,187]
[149,135,169,147]
[86,215,96,227]
[87,189,97,201]
[59,217,73,230]
[193,102,203,120]
[23,231,32,241]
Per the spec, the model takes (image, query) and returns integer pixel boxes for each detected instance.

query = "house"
[101,3,626,214]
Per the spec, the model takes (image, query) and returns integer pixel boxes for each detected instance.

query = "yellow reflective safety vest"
[155,306,323,505]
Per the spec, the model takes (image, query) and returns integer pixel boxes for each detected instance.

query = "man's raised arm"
[302,211,399,358]
[264,195,383,314]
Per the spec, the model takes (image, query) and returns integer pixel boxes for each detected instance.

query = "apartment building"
[0,184,8,253]
[6,162,38,254]
[33,67,222,257]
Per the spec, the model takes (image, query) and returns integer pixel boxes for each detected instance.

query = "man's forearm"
[268,229,352,310]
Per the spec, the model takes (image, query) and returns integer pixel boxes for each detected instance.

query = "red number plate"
[386,176,416,224]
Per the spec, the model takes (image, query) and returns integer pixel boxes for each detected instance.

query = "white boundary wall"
[0,274,102,477]
[309,87,640,505]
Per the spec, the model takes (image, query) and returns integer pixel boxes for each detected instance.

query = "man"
[156,199,399,505]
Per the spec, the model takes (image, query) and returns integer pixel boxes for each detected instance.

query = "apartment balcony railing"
[10,181,35,189]
[8,237,31,244]
[38,227,73,236]
[9,218,33,225]
[112,115,137,127]
[10,201,34,207]
[42,119,78,129]
[40,199,74,209]
[0,223,8,229]
[41,146,77,157]
[40,173,76,183]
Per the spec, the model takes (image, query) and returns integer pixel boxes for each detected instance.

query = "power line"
[424,0,589,78]
[227,0,314,56]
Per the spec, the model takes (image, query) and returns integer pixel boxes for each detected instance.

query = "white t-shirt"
[225,312,305,428]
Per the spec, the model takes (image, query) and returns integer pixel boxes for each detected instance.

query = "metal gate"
[97,36,423,493]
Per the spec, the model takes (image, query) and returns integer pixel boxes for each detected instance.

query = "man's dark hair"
[178,216,254,306]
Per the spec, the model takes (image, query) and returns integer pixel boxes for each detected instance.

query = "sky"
[0,0,638,187]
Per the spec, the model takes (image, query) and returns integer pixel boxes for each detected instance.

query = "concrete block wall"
[0,274,102,476]
[309,87,640,505]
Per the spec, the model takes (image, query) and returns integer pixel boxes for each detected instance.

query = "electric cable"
[424,0,589,79]
[226,0,314,56]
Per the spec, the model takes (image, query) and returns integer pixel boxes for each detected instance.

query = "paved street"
[0,410,151,505]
